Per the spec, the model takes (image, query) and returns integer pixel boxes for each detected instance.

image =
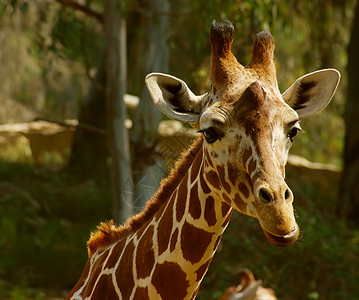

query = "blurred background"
[0,0,359,299]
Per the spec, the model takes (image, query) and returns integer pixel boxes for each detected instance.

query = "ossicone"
[210,19,242,86]
[210,19,234,58]
[248,30,276,81]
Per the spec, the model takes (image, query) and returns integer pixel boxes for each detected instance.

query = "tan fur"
[87,137,204,257]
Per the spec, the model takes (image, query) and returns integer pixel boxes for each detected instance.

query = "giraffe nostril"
[258,187,273,203]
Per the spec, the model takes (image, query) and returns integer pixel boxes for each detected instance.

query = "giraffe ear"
[282,69,340,119]
[145,73,203,123]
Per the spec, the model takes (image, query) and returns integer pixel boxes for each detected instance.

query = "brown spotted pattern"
[181,221,214,264]
[189,182,201,220]
[136,225,155,279]
[204,196,217,226]
[116,239,135,300]
[152,261,190,300]
[66,137,234,300]
[195,259,212,282]
[177,175,188,222]
[133,287,150,300]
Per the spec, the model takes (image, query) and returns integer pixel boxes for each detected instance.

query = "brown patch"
[204,196,217,227]
[154,194,168,222]
[81,269,102,297]
[181,221,214,264]
[136,219,149,240]
[176,173,188,222]
[213,235,222,251]
[242,148,252,169]
[157,203,173,256]
[227,163,238,185]
[222,207,232,228]
[176,174,188,222]
[133,287,150,300]
[211,151,219,158]
[239,182,250,199]
[81,249,110,297]
[191,147,203,182]
[87,138,203,256]
[170,228,179,252]
[199,168,211,194]
[151,262,189,300]
[91,274,118,299]
[217,165,231,193]
[221,201,231,217]
[221,193,232,206]
[233,193,247,212]
[104,237,127,269]
[206,170,220,190]
[116,239,135,300]
[205,149,214,168]
[189,182,201,220]
[136,225,155,279]
[195,259,212,282]
[191,286,201,300]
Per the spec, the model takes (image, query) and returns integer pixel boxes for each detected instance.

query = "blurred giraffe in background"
[219,269,277,300]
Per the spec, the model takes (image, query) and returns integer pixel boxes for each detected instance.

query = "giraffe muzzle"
[261,223,299,247]
[254,185,299,247]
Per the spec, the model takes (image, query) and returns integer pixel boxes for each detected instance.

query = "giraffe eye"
[287,124,302,142]
[198,127,224,144]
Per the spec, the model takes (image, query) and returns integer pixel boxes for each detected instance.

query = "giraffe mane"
[87,136,203,257]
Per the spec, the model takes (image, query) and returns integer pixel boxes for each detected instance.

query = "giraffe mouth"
[261,224,299,247]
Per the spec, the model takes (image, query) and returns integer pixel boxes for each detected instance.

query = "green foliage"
[0,0,354,163]
[0,0,102,122]
[0,159,112,297]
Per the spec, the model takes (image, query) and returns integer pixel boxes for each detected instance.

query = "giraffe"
[219,269,277,300]
[66,20,340,300]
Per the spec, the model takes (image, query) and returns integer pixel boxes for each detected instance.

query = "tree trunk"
[130,0,170,212]
[105,0,133,223]
[338,0,359,224]
[68,53,108,176]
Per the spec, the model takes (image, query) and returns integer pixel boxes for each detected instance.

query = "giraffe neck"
[67,139,233,300]
[141,144,233,299]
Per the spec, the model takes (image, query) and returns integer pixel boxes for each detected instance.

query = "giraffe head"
[146,20,340,247]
